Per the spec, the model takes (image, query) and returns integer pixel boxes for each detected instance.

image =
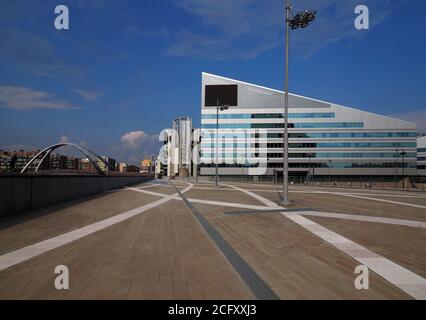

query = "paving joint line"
[223,208,314,215]
[169,181,280,300]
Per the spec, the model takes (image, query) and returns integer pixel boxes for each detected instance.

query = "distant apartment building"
[15,150,40,172]
[118,162,139,173]
[77,156,117,174]
[0,150,40,173]
[140,159,152,173]
[80,158,97,173]
[0,150,12,172]
[66,157,81,170]
[126,164,140,173]
[97,156,116,173]
[49,153,67,170]
[143,155,156,173]
[118,162,127,173]
[0,149,123,175]
[418,136,426,176]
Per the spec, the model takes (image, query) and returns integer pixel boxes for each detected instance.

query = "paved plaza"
[0,179,425,300]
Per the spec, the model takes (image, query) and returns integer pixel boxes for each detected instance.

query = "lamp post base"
[280,199,294,206]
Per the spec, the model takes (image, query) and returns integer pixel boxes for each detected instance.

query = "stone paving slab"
[185,188,264,206]
[0,200,252,300]
[292,186,426,196]
[362,196,426,207]
[0,180,425,300]
[251,190,426,222]
[0,191,160,255]
[142,185,177,195]
[192,202,410,299]
[307,216,426,279]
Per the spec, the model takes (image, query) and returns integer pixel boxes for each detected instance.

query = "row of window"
[200,163,417,169]
[201,152,417,159]
[202,123,364,129]
[200,163,260,168]
[268,153,417,159]
[418,148,426,153]
[201,132,417,139]
[418,157,426,161]
[268,163,417,169]
[201,142,417,149]
[201,113,335,119]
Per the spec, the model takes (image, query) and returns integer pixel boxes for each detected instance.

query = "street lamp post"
[282,1,291,204]
[394,148,398,189]
[215,98,229,188]
[281,0,316,205]
[401,149,406,190]
[308,152,311,184]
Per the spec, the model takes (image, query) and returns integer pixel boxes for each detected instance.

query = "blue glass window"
[316,142,416,148]
[202,142,417,149]
[286,132,417,138]
[201,113,335,119]
[201,122,363,129]
[202,131,417,139]
[201,152,417,159]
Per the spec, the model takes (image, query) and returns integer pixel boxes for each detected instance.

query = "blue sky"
[0,0,425,164]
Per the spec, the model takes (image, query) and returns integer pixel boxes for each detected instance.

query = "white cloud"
[108,130,161,165]
[0,86,78,110]
[167,0,406,60]
[59,136,70,144]
[72,88,103,101]
[121,131,147,149]
[120,131,159,149]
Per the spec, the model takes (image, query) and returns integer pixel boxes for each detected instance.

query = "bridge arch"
[20,143,115,175]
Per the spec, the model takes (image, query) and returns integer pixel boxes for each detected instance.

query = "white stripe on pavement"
[0,184,193,272]
[126,187,426,228]
[126,186,279,211]
[225,184,281,208]
[227,183,426,300]
[125,187,170,198]
[331,193,426,210]
[185,198,274,211]
[282,211,426,229]
[286,214,426,300]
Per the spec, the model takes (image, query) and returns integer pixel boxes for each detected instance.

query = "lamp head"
[289,9,316,29]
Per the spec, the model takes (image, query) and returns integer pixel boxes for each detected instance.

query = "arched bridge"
[20,142,115,175]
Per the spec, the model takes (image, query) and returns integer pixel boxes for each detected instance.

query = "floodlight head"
[305,10,317,22]
[220,105,230,111]
[289,9,316,29]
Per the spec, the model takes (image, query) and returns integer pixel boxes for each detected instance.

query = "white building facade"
[200,73,418,179]
[173,117,193,176]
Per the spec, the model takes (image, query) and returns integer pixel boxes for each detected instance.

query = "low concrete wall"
[0,175,153,217]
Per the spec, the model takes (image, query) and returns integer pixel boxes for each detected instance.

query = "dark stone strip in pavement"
[223,208,314,216]
[170,182,280,300]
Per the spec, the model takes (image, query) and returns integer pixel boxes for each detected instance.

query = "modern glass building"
[199,73,418,179]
